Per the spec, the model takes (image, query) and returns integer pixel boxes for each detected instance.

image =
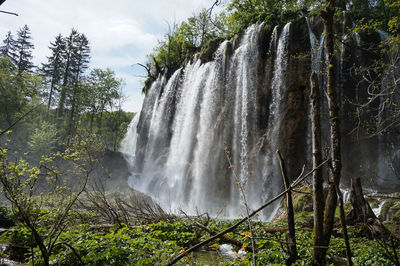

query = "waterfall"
[305,17,319,73]
[120,22,299,220]
[120,113,140,167]
[256,22,292,220]
[119,15,400,219]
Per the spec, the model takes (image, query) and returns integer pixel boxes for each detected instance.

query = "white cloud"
[0,0,219,112]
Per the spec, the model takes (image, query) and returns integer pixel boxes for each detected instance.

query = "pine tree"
[71,33,90,81]
[0,31,17,60]
[13,25,35,73]
[41,34,65,110]
[67,33,90,136]
[57,29,79,117]
[54,29,91,139]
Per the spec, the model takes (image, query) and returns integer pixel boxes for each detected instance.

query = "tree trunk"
[346,178,399,265]
[336,185,353,266]
[320,0,342,264]
[276,150,297,265]
[346,178,380,225]
[310,72,325,265]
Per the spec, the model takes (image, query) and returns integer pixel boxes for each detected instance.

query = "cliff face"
[121,16,399,219]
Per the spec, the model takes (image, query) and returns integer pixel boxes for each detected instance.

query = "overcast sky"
[0,0,222,113]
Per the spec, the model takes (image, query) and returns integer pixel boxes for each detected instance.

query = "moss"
[224,41,233,59]
[199,38,225,64]
[294,211,313,227]
[392,208,400,221]
[293,186,313,212]
[366,197,379,209]
[380,199,395,220]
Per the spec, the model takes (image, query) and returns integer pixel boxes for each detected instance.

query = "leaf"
[241,231,251,238]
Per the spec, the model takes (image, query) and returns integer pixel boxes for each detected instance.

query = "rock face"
[120,16,400,219]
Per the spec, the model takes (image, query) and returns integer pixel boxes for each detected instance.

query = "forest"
[1,0,400,265]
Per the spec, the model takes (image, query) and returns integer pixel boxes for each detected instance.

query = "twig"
[0,106,37,136]
[224,145,256,265]
[166,158,330,265]
[52,242,84,265]
[180,209,254,252]
[0,10,18,16]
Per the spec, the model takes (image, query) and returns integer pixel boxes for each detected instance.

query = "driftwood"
[166,159,330,265]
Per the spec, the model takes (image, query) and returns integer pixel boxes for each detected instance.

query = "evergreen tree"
[41,34,65,110]
[66,33,90,136]
[0,31,17,60]
[57,29,79,117]
[13,25,35,73]
[71,33,90,81]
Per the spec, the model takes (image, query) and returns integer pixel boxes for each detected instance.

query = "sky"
[0,0,222,113]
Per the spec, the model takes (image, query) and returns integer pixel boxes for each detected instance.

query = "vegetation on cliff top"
[142,0,400,94]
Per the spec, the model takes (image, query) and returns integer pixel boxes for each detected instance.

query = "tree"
[13,25,35,73]
[0,31,17,59]
[349,1,400,137]
[0,57,41,127]
[28,121,59,160]
[312,1,345,265]
[41,34,65,110]
[0,133,103,266]
[87,68,122,134]
[58,29,80,117]
[67,33,90,136]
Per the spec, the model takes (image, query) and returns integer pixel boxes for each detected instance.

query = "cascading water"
[305,17,319,73]
[120,22,298,220]
[120,16,400,220]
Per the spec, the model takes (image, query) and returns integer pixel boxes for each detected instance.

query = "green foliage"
[32,221,199,265]
[0,133,105,264]
[143,9,227,93]
[0,56,42,128]
[146,220,200,247]
[28,121,59,159]
[0,205,14,227]
[1,226,37,248]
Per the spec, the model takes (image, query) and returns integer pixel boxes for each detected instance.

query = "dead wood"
[192,220,255,252]
[346,177,380,225]
[276,150,298,265]
[264,227,314,233]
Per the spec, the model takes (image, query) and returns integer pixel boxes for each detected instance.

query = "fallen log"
[192,220,255,252]
[264,227,314,233]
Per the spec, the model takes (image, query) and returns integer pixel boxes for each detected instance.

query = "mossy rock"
[387,203,400,222]
[380,199,396,220]
[199,38,225,64]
